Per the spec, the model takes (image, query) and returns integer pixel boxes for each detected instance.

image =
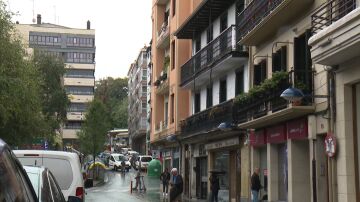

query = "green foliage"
[32,51,69,135]
[78,100,111,155]
[234,71,288,106]
[95,77,129,129]
[0,2,44,146]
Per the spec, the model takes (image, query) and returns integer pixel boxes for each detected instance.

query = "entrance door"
[196,157,208,199]
[278,144,288,201]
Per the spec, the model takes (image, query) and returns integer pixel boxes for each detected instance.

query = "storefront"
[251,117,311,202]
[206,137,242,202]
[193,144,208,199]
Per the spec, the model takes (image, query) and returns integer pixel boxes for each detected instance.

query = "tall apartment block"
[128,47,149,155]
[16,15,96,149]
[150,0,195,172]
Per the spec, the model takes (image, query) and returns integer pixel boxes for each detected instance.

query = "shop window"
[235,69,244,96]
[219,79,227,103]
[194,92,201,113]
[206,86,213,108]
[254,60,267,86]
[272,46,287,72]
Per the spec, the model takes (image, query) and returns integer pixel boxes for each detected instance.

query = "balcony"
[156,20,170,49]
[233,71,315,129]
[309,0,359,66]
[180,100,233,137]
[153,120,169,142]
[63,77,95,87]
[180,25,248,88]
[154,69,169,95]
[237,0,313,46]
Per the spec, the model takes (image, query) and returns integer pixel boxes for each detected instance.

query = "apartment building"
[309,0,360,201]
[128,47,149,154]
[16,15,95,149]
[150,0,193,172]
[146,42,152,154]
[174,0,249,200]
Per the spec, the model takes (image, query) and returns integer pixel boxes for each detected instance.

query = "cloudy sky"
[7,0,152,79]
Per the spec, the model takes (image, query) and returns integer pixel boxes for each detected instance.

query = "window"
[64,69,94,78]
[219,79,227,103]
[65,121,82,129]
[272,46,287,72]
[68,103,87,112]
[66,52,93,63]
[294,29,312,94]
[220,12,228,32]
[206,86,213,108]
[66,86,94,95]
[195,35,201,53]
[172,0,176,16]
[194,92,201,113]
[171,41,175,70]
[254,60,267,86]
[235,69,244,95]
[206,25,213,44]
[170,94,174,123]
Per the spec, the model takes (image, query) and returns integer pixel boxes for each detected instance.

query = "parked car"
[135,155,153,170]
[120,148,132,155]
[0,139,37,202]
[14,150,86,201]
[109,153,131,171]
[23,166,66,202]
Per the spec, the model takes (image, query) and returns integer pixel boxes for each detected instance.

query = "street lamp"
[280,87,329,102]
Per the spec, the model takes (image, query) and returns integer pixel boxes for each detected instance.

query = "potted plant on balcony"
[154,79,161,87]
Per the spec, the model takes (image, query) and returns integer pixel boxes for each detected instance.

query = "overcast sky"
[7,0,152,79]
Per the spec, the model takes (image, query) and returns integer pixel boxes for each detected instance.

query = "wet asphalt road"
[85,169,169,202]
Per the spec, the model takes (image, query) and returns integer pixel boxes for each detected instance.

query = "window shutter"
[280,46,287,72]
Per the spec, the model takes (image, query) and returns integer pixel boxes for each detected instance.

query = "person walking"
[209,173,220,202]
[160,168,171,197]
[251,168,262,202]
[169,168,183,202]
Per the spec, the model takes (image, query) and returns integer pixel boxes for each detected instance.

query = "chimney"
[87,20,90,30]
[37,14,41,24]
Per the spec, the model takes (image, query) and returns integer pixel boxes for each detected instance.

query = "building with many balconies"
[128,47,149,154]
[150,0,193,173]
[16,15,95,149]
[174,0,249,200]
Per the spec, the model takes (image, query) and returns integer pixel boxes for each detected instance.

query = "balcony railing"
[180,100,233,136]
[311,0,356,34]
[234,70,314,124]
[157,20,170,47]
[236,0,283,41]
[180,25,243,86]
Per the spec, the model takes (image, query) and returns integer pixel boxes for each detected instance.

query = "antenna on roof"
[32,0,36,23]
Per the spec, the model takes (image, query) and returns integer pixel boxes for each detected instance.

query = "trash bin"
[147,159,162,177]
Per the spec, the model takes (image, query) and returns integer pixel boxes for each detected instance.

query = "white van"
[14,150,85,201]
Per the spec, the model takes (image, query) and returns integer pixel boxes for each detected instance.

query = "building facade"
[16,15,95,149]
[128,47,149,155]
[150,0,193,172]
[174,0,250,200]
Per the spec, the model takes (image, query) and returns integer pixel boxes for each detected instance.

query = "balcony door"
[294,30,312,96]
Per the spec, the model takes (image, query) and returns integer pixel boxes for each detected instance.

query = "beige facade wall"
[62,129,80,139]
[63,77,95,86]
[67,112,85,121]
[69,95,93,103]
[65,63,95,70]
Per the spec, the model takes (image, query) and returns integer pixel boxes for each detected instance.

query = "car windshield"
[141,157,152,162]
[114,155,127,161]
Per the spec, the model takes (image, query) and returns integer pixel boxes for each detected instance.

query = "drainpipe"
[328,69,336,202]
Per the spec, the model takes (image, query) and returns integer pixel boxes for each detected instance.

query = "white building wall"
[228,4,236,25]
[213,80,220,105]
[227,72,236,99]
[213,18,220,38]
[200,87,207,111]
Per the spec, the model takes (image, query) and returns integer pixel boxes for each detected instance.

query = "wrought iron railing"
[180,25,243,86]
[312,0,356,34]
[180,100,233,135]
[236,0,283,41]
[233,70,314,124]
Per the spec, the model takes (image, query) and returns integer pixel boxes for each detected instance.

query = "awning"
[174,0,237,39]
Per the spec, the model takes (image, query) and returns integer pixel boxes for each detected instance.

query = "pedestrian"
[209,173,220,202]
[169,168,183,202]
[133,170,141,190]
[251,167,262,202]
[160,168,171,197]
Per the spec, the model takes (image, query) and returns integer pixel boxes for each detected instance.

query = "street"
[86,169,166,202]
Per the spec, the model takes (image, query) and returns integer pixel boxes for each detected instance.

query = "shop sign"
[164,151,171,157]
[205,137,239,150]
[250,130,267,147]
[287,118,308,140]
[267,124,287,144]
[325,132,336,158]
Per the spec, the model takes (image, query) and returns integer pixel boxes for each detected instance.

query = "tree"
[0,2,45,146]
[78,100,111,156]
[32,51,69,137]
[95,77,128,129]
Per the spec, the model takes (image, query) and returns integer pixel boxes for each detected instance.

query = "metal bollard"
[130,180,133,194]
